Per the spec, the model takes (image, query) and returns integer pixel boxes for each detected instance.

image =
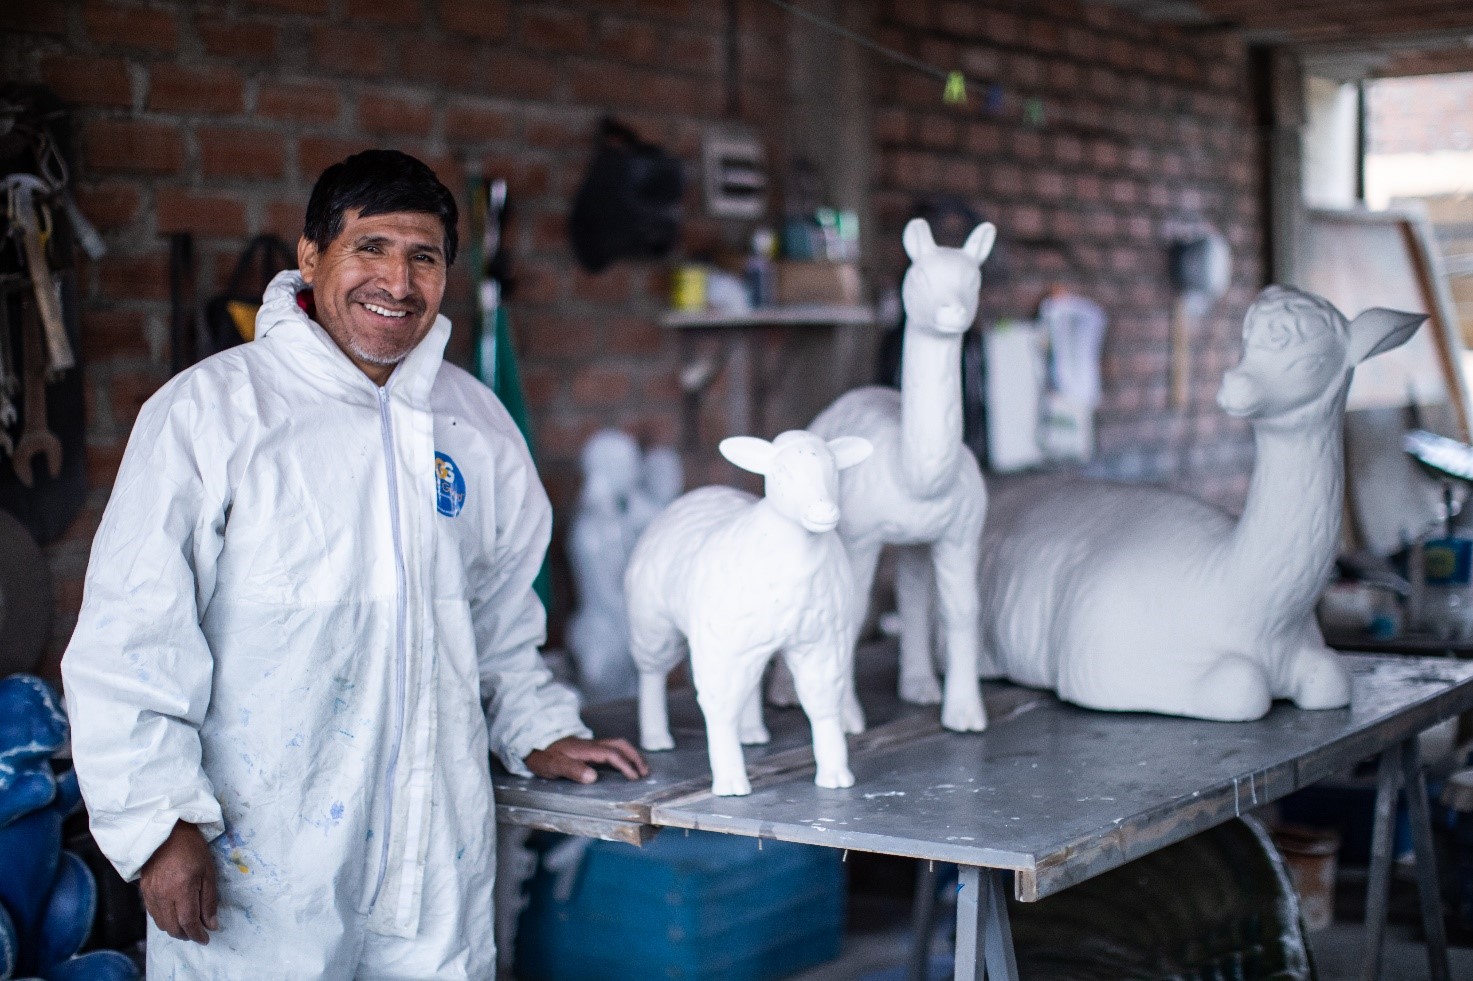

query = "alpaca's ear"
[1347,308,1426,364]
[827,437,873,471]
[902,219,937,262]
[962,222,996,266]
[719,436,775,475]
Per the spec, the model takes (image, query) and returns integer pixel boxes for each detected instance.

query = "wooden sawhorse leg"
[1360,737,1450,981]
[955,865,1019,981]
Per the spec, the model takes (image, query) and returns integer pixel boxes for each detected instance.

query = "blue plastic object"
[1,902,18,979]
[0,674,140,981]
[516,830,845,981]
[43,950,139,981]
[0,676,67,829]
[34,853,96,973]
[0,807,64,956]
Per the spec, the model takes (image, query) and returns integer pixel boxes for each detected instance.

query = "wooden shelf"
[658,303,877,329]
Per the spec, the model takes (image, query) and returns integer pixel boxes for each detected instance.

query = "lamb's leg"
[739,671,771,745]
[694,648,766,797]
[931,535,987,732]
[637,670,675,751]
[785,643,854,791]
[629,601,684,750]
[896,545,942,704]
[767,540,878,737]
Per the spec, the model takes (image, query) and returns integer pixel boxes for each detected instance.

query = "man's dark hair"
[303,149,459,265]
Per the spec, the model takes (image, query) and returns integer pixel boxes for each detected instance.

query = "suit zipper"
[369,385,409,910]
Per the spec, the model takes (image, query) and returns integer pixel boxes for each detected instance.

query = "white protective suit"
[62,270,590,980]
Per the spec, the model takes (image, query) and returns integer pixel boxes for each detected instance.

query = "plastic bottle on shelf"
[745,228,776,309]
[1416,536,1473,641]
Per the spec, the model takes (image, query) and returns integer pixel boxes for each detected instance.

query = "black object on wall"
[568,117,684,274]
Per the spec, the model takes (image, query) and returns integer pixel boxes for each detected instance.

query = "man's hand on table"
[525,736,649,784]
[140,820,218,944]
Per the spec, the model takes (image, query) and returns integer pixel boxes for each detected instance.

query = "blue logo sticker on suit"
[435,452,466,517]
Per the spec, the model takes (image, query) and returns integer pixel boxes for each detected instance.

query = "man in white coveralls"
[61,149,647,979]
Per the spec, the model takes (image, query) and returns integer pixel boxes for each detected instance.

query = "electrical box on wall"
[702,131,766,219]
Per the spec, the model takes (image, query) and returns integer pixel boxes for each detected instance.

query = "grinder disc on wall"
[0,508,53,676]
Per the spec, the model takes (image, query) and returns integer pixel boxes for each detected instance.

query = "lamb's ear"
[962,222,996,266]
[1347,308,1427,364]
[719,436,775,475]
[902,218,937,262]
[827,437,873,471]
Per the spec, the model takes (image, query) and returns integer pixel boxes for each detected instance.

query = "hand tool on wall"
[0,83,91,546]
[4,173,72,375]
[13,298,61,487]
[29,124,105,262]
[0,289,18,456]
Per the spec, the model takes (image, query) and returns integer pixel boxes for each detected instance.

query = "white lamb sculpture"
[626,430,873,797]
[773,217,993,735]
[978,286,1425,721]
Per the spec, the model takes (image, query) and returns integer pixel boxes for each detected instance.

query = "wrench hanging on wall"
[12,296,62,487]
[4,173,73,375]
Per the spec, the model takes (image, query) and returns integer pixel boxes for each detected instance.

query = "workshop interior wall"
[3,0,1262,667]
[870,2,1261,502]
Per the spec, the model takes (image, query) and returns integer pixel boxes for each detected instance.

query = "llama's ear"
[827,437,873,471]
[902,219,937,262]
[719,436,775,475]
[1347,308,1426,364]
[962,222,996,265]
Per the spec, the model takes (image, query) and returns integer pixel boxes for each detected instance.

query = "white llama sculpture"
[780,217,993,734]
[626,430,873,797]
[566,431,683,704]
[978,286,1425,721]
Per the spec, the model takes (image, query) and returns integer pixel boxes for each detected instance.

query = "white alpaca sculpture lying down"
[626,430,872,797]
[978,286,1424,721]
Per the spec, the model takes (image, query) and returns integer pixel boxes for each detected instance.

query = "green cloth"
[476,306,553,611]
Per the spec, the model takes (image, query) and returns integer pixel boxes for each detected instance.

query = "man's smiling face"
[297,208,448,386]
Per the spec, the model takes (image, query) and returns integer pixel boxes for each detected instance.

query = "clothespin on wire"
[943,71,967,105]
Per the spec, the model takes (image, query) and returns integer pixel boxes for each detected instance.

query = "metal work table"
[494,645,1473,981]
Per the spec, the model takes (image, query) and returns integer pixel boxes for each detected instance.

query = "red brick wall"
[870,1,1260,502]
[4,0,1264,671]
[5,0,800,667]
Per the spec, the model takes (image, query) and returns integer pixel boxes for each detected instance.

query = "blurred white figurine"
[979,287,1424,721]
[626,431,872,796]
[784,217,994,734]
[566,430,683,704]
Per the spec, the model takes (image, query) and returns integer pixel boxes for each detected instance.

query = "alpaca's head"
[900,218,995,335]
[720,430,872,533]
[1217,285,1425,425]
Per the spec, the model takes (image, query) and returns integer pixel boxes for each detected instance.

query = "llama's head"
[900,218,996,335]
[719,430,872,533]
[1217,285,1425,424]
